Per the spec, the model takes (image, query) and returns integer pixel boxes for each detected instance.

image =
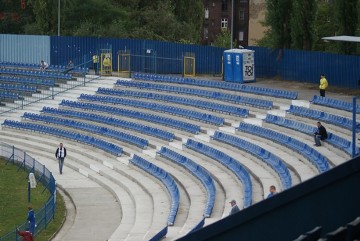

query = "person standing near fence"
[55,143,67,174]
[319,74,328,97]
[27,205,35,236]
[92,53,99,74]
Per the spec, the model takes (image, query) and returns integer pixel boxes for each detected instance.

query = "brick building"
[202,0,250,47]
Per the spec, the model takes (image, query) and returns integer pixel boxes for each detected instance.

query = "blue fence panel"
[0,34,50,64]
[248,46,360,89]
[1,34,359,88]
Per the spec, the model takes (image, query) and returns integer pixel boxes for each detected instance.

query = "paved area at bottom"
[52,184,121,241]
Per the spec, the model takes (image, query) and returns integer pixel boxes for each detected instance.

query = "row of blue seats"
[265,114,359,156]
[47,65,89,74]
[59,100,201,134]
[115,79,273,109]
[237,122,330,173]
[0,68,72,79]
[287,105,360,132]
[97,88,249,117]
[130,155,179,225]
[311,95,360,113]
[132,72,298,100]
[157,147,216,218]
[0,83,37,92]
[212,131,292,190]
[0,76,55,86]
[79,94,225,126]
[1,120,122,156]
[41,107,175,141]
[22,112,148,149]
[184,138,252,208]
[0,61,89,74]
[0,91,20,100]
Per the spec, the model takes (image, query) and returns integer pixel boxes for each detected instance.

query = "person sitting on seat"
[314,121,328,146]
[40,60,49,71]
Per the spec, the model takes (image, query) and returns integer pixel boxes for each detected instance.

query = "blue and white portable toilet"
[223,49,255,83]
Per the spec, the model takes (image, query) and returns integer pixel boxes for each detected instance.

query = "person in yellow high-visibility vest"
[319,74,328,97]
[92,53,99,74]
[103,56,112,75]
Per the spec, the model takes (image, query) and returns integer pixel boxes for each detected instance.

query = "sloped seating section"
[78,94,225,126]
[59,100,201,134]
[287,105,360,132]
[265,114,359,156]
[0,68,72,79]
[114,80,273,109]
[184,138,252,208]
[132,72,298,100]
[157,147,216,218]
[237,122,330,173]
[0,61,88,74]
[1,120,122,156]
[47,65,89,74]
[0,83,37,93]
[311,95,360,113]
[97,87,249,117]
[211,131,292,190]
[130,155,180,225]
[41,107,175,141]
[0,76,55,87]
[0,91,20,100]
[22,112,149,149]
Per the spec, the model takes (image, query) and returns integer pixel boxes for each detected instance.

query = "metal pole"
[57,0,60,36]
[28,180,31,203]
[231,0,234,49]
[352,97,356,158]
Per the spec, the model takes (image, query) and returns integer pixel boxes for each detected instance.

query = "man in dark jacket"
[314,122,328,146]
[55,143,67,174]
[229,200,240,216]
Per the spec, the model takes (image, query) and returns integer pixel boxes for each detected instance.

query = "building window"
[239,9,245,21]
[239,31,244,41]
[204,27,209,39]
[221,18,228,28]
[205,8,209,19]
[222,0,227,11]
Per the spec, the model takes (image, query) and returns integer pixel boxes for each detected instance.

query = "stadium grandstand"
[0,34,359,241]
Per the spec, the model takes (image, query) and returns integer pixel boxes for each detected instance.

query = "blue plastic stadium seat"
[288,105,360,132]
[185,138,253,207]
[238,122,330,173]
[157,147,216,217]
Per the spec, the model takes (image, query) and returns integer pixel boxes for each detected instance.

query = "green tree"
[290,0,317,50]
[335,0,359,54]
[262,0,293,49]
[172,0,204,43]
[313,0,338,53]
[213,29,231,48]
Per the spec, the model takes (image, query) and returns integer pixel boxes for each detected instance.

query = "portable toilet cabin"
[223,49,255,83]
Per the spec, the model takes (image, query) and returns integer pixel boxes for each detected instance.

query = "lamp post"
[57,0,60,36]
[230,0,234,49]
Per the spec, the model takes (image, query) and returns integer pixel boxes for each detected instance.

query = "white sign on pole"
[29,173,37,188]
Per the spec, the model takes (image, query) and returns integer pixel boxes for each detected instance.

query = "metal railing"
[0,142,56,241]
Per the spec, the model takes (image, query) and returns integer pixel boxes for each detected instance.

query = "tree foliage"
[1,0,204,44]
[213,29,231,48]
[290,0,317,50]
[260,0,360,55]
